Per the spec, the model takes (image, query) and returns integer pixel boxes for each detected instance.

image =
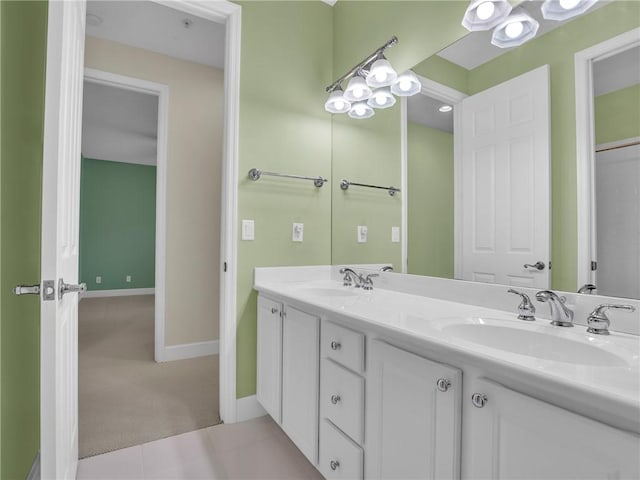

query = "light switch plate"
[242,219,255,241]
[292,223,304,242]
[392,226,400,243]
[357,225,368,243]
[96,276,102,284]
[126,275,131,283]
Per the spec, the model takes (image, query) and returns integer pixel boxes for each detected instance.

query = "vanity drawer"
[319,419,363,480]
[321,321,365,373]
[321,358,364,445]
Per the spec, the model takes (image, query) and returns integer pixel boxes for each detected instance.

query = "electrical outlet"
[126,275,132,283]
[96,276,102,284]
[242,219,255,241]
[292,223,304,242]
[357,225,368,243]
[392,226,400,243]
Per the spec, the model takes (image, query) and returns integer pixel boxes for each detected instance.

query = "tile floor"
[76,415,324,480]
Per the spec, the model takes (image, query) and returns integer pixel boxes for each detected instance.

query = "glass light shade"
[344,75,373,102]
[348,101,375,120]
[366,58,398,88]
[324,89,351,114]
[461,0,512,31]
[541,0,598,21]
[367,87,396,109]
[491,12,539,48]
[390,71,421,97]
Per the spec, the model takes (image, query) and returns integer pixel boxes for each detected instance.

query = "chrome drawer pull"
[330,460,340,471]
[472,393,488,408]
[330,394,341,405]
[436,378,451,392]
[271,307,278,314]
[330,340,341,350]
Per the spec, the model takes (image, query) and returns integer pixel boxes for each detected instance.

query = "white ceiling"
[593,45,640,96]
[82,81,158,166]
[86,0,225,68]
[408,94,454,133]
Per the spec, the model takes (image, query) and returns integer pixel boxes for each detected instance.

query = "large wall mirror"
[401,0,639,298]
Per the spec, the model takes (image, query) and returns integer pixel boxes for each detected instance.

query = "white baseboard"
[81,288,155,299]
[27,451,40,480]
[157,340,219,362]
[236,395,267,423]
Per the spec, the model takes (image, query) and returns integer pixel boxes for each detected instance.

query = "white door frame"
[400,74,467,275]
[44,1,241,446]
[575,27,640,289]
[83,68,170,363]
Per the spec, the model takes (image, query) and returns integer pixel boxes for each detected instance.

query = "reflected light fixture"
[325,36,419,119]
[324,87,351,114]
[541,0,599,21]
[348,101,375,120]
[462,0,512,31]
[491,11,539,48]
[439,105,453,113]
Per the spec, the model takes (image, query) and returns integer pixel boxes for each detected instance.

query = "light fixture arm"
[325,36,398,93]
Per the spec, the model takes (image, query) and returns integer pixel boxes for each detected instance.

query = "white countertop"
[254,266,640,434]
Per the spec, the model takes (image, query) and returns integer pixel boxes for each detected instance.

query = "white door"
[595,143,640,299]
[464,379,640,479]
[460,65,550,288]
[40,1,86,478]
[366,340,462,480]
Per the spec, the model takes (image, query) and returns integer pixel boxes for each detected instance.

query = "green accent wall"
[235,1,333,398]
[407,122,454,278]
[464,1,640,291]
[0,1,47,478]
[413,54,469,95]
[79,158,156,291]
[595,84,640,145]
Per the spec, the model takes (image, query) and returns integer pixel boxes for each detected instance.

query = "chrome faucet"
[339,268,362,287]
[535,290,574,327]
[507,289,536,321]
[587,304,636,335]
[362,273,379,291]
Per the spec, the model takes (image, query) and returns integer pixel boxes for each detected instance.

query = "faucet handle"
[587,304,636,335]
[362,273,379,291]
[507,289,536,321]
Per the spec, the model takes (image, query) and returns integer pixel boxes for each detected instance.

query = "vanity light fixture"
[541,0,599,21]
[462,0,512,31]
[325,36,419,119]
[324,87,351,114]
[491,11,540,48]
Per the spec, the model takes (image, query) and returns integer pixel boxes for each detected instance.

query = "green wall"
[0,1,47,477]
[595,84,640,145]
[407,122,454,278]
[235,1,333,398]
[79,158,156,291]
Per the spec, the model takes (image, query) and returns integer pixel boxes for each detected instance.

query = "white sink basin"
[299,286,359,297]
[441,321,628,367]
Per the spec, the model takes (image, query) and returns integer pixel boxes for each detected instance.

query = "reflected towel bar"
[248,168,328,188]
[340,179,400,196]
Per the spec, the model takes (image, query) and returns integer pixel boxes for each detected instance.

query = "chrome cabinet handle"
[58,279,87,298]
[330,394,341,405]
[330,460,340,471]
[524,261,545,270]
[330,341,341,351]
[472,393,488,408]
[271,307,278,314]
[436,378,451,392]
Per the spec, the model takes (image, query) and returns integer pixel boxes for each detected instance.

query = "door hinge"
[548,261,552,270]
[223,262,227,273]
[591,261,597,271]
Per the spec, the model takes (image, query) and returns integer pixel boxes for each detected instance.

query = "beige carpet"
[78,295,220,458]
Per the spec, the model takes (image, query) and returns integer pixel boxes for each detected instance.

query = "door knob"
[524,261,545,270]
[58,279,87,298]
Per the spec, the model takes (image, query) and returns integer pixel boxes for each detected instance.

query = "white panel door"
[366,340,462,480]
[256,296,283,423]
[464,378,640,479]
[281,306,320,465]
[40,1,86,478]
[595,144,640,299]
[461,65,550,288]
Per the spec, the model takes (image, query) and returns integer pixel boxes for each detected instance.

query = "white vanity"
[254,266,640,480]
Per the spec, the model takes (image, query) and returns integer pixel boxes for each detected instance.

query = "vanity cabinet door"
[256,296,283,423]
[281,305,320,465]
[366,340,462,480]
[464,378,640,479]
